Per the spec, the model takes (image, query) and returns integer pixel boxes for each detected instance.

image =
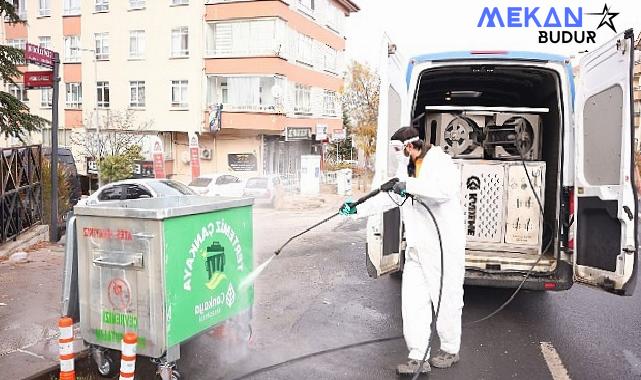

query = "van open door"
[574,30,638,295]
[365,35,407,278]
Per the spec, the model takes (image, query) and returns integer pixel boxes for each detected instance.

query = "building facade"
[634,32,640,145]
[1,0,359,184]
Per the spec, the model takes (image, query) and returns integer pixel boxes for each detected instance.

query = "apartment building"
[1,0,359,184]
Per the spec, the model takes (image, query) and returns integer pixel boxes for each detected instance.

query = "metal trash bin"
[73,196,254,378]
[336,169,353,196]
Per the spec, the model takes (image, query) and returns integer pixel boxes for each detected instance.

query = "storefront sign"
[133,160,154,178]
[23,70,53,89]
[286,127,312,141]
[189,133,200,179]
[152,138,166,179]
[228,153,257,172]
[316,124,328,141]
[87,158,98,175]
[332,129,346,140]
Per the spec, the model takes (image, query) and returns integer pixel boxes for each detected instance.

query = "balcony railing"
[205,47,280,58]
[220,104,282,113]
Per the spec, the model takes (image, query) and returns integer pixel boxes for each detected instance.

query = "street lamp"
[71,47,101,188]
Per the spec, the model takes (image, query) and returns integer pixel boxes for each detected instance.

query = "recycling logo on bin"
[163,208,253,347]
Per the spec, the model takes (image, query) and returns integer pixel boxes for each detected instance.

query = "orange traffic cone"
[119,332,137,379]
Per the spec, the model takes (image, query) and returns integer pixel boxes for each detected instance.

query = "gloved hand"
[379,177,399,192]
[392,181,407,197]
[339,201,358,215]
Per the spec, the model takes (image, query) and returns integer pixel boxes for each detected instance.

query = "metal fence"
[0,145,43,244]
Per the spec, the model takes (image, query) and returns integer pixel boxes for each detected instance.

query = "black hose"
[229,336,404,380]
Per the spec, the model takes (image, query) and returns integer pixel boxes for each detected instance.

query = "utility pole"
[49,52,60,242]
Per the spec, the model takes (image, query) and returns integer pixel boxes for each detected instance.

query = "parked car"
[243,175,284,207]
[188,174,244,197]
[82,178,197,206]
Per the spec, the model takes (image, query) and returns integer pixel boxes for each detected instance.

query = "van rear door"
[574,30,637,295]
[365,36,406,277]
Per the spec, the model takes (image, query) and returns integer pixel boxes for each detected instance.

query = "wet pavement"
[20,203,641,379]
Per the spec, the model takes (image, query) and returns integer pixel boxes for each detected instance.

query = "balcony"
[205,19,286,59]
[207,75,285,114]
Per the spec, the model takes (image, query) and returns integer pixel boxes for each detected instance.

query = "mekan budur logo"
[477,4,620,44]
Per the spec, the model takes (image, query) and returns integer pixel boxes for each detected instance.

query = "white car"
[82,178,197,206]
[188,174,245,197]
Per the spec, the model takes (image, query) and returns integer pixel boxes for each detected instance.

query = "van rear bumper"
[464,260,573,291]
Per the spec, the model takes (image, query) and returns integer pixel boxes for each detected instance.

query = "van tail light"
[568,188,575,251]
[544,282,557,290]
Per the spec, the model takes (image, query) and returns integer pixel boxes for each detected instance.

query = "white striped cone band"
[121,342,137,357]
[59,326,73,340]
[59,355,74,372]
[58,340,73,356]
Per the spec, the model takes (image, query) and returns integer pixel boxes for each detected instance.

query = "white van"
[366,30,638,295]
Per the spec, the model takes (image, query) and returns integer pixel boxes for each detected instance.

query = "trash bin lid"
[73,196,253,220]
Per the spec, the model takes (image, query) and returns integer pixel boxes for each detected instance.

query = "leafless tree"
[71,109,153,161]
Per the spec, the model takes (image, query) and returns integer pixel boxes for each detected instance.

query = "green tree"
[99,145,144,184]
[42,160,72,225]
[0,1,47,140]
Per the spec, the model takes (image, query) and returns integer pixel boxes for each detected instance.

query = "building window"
[322,45,337,73]
[6,39,26,64]
[129,81,146,108]
[294,84,311,115]
[95,0,109,12]
[95,33,110,60]
[170,27,189,57]
[38,0,51,17]
[209,19,278,56]
[65,83,82,109]
[297,33,313,65]
[64,36,81,63]
[129,0,145,9]
[11,0,27,19]
[41,88,53,108]
[298,0,314,14]
[97,81,110,108]
[8,84,28,102]
[323,90,337,116]
[170,80,188,108]
[63,0,80,15]
[38,36,52,50]
[170,0,188,5]
[129,30,145,59]
[207,76,283,112]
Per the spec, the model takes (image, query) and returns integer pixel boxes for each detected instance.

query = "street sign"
[189,133,200,179]
[24,43,54,67]
[24,71,53,89]
[152,138,166,179]
[316,124,328,141]
[332,129,346,140]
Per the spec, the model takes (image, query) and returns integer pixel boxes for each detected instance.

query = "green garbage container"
[73,196,254,376]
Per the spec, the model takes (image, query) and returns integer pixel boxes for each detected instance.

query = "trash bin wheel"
[90,347,120,378]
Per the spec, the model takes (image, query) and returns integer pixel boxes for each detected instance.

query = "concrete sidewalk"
[0,243,72,379]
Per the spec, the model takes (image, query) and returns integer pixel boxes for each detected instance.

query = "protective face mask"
[394,150,410,169]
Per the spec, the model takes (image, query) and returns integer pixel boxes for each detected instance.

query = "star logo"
[587,4,619,33]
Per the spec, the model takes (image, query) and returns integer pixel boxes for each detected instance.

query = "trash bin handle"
[93,254,143,269]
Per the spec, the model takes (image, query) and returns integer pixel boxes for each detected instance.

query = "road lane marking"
[540,342,571,380]
[623,350,641,376]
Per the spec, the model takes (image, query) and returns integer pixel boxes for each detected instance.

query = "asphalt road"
[44,205,641,379]
[178,207,641,380]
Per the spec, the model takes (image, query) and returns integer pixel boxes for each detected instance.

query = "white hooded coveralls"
[357,146,465,360]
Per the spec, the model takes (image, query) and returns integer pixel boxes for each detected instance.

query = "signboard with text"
[24,43,54,67]
[286,127,312,141]
[24,71,53,89]
[189,133,200,179]
[228,154,257,172]
[152,138,166,179]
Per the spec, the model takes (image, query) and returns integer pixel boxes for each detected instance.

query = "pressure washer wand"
[273,180,397,256]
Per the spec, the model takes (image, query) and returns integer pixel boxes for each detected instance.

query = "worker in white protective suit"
[339,126,465,375]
